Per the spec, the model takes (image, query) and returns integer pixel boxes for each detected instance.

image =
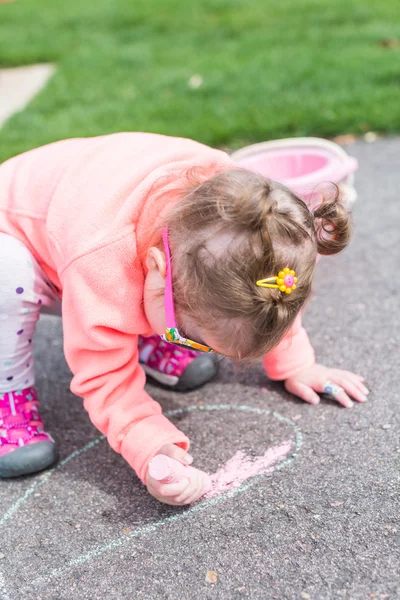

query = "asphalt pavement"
[0,137,399,600]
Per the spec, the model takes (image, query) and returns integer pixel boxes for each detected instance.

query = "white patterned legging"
[0,233,60,394]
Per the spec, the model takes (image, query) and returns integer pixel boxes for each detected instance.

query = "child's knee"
[0,234,48,311]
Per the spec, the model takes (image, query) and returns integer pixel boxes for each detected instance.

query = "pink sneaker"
[0,387,58,478]
[138,335,217,391]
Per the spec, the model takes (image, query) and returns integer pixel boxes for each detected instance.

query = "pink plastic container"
[231,137,358,207]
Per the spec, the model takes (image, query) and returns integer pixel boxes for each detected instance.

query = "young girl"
[0,133,368,505]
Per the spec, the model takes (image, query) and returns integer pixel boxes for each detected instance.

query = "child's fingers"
[158,443,193,465]
[331,370,369,394]
[184,486,206,505]
[349,373,365,383]
[285,380,320,405]
[174,480,204,505]
[342,375,369,400]
[330,376,367,403]
[188,474,212,503]
[201,473,213,495]
[173,486,197,505]
[313,378,353,408]
[342,371,365,382]
[347,377,369,396]
[172,469,206,504]
[151,471,211,506]
[153,478,190,498]
[329,388,354,409]
[349,376,369,396]
[174,471,202,503]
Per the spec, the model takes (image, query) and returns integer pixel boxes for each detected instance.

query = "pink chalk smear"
[207,441,292,498]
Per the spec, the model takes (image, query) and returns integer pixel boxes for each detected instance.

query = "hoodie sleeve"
[262,313,315,380]
[59,231,189,483]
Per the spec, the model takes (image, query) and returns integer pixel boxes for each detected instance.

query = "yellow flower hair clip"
[256,268,298,295]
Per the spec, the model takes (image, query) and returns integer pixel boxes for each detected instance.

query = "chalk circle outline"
[1,404,302,587]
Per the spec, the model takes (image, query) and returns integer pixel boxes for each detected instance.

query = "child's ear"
[146,247,167,279]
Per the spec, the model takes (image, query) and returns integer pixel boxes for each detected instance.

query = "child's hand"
[146,444,210,506]
[284,363,369,408]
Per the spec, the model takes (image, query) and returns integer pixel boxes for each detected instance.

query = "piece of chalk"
[148,455,213,497]
[148,455,189,484]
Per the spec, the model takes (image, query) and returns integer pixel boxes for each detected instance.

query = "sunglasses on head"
[160,228,216,354]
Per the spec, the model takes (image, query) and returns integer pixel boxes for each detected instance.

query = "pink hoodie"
[0,133,314,482]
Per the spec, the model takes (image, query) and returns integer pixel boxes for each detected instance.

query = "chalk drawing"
[0,437,104,528]
[0,404,302,591]
[207,441,292,497]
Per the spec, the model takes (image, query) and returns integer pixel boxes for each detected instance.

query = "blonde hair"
[166,168,352,361]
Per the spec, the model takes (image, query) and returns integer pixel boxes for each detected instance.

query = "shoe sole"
[0,441,58,478]
[142,365,179,387]
[142,355,218,392]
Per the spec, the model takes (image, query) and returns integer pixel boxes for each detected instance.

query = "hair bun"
[312,186,352,255]
[214,170,276,231]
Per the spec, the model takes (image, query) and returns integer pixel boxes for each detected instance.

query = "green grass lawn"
[0,0,399,162]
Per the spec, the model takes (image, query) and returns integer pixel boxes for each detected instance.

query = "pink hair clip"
[256,268,298,294]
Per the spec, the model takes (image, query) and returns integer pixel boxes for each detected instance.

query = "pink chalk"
[148,455,213,496]
[148,455,189,484]
[206,441,292,498]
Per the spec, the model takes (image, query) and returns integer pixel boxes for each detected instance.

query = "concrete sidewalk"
[0,138,399,600]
